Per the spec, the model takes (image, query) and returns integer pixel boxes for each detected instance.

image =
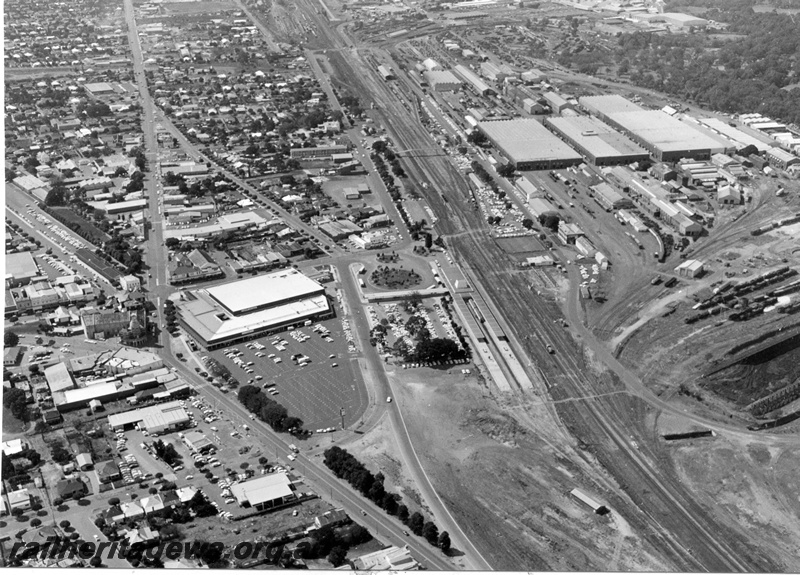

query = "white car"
[386,397,392,403]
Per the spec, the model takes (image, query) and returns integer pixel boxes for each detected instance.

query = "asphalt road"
[167,346,455,570]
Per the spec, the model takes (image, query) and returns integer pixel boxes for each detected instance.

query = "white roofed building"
[230,473,297,511]
[177,268,333,349]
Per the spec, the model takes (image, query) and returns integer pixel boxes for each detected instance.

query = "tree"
[327,546,347,568]
[496,164,515,178]
[521,218,534,230]
[30,518,42,528]
[422,521,439,544]
[2,452,16,479]
[438,531,451,553]
[398,504,409,522]
[382,492,398,515]
[408,512,425,535]
[4,331,19,347]
[165,237,180,249]
[539,213,560,231]
[59,520,71,530]
[3,387,28,421]
[414,338,462,364]
[45,186,66,207]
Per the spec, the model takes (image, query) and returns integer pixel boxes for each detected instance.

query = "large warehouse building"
[177,269,333,349]
[423,70,463,92]
[478,118,583,170]
[545,116,650,165]
[579,95,728,161]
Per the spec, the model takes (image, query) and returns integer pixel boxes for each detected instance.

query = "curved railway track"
[279,1,782,570]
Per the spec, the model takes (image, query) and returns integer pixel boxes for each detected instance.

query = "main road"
[119,1,473,568]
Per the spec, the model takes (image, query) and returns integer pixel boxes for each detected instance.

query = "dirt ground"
[342,366,670,571]
[669,435,800,570]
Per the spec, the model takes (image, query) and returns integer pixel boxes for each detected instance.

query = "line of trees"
[323,446,451,553]
[237,385,303,433]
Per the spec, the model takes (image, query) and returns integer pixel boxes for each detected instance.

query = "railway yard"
[5,0,800,571]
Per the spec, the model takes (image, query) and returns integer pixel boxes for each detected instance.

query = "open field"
[346,365,671,571]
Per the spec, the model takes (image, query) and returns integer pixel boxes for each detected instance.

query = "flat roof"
[205,268,325,315]
[479,118,582,164]
[45,362,76,393]
[611,111,728,153]
[230,472,293,506]
[699,118,771,149]
[579,94,644,116]
[6,252,38,278]
[546,116,649,159]
[180,293,330,344]
[60,381,119,405]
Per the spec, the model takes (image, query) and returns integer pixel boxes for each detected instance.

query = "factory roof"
[206,268,324,315]
[478,118,582,165]
[579,94,644,116]
[453,64,493,94]
[611,111,728,153]
[423,70,462,86]
[546,116,649,158]
[698,118,774,152]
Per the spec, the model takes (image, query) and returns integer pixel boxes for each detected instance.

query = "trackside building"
[177,269,333,349]
[478,118,583,170]
[579,95,728,161]
[545,116,650,166]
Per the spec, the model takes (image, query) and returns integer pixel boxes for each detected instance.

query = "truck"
[289,444,299,453]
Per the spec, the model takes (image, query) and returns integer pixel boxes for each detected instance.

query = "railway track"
[271,1,781,570]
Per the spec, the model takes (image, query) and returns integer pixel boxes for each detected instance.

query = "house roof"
[56,478,86,497]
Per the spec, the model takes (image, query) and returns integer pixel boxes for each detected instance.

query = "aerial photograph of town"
[2,0,800,570]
